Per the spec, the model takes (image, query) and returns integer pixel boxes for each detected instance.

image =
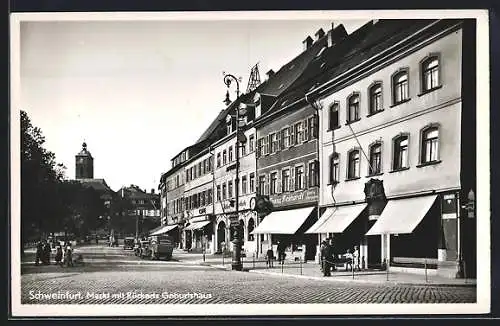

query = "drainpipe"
[305,94,322,264]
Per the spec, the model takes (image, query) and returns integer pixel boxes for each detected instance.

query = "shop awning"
[306,203,367,234]
[251,207,314,234]
[184,220,211,231]
[366,195,438,235]
[150,224,178,236]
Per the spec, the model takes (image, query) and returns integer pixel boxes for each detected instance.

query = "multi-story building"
[251,24,347,261]
[304,19,476,278]
[182,148,214,252]
[212,97,258,256]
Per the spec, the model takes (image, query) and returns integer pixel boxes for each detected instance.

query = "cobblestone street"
[20,245,476,304]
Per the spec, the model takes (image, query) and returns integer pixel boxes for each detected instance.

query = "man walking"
[320,240,330,277]
[35,240,43,266]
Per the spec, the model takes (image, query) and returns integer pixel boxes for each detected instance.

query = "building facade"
[307,19,476,277]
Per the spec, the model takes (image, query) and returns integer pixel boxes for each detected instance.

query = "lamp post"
[223,72,243,271]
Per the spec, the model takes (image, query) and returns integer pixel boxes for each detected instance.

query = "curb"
[245,269,476,287]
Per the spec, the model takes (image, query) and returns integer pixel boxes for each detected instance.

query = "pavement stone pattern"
[20,246,477,305]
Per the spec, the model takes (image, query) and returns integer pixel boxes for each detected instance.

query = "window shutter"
[289,126,295,146]
[313,115,319,139]
[302,119,309,142]
[304,164,309,189]
[290,167,295,191]
[277,175,282,194]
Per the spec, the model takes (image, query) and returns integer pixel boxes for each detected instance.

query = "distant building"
[116,185,161,236]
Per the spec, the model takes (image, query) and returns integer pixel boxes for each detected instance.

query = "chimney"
[151,188,155,194]
[314,28,325,41]
[266,69,275,79]
[302,36,313,50]
[327,23,348,48]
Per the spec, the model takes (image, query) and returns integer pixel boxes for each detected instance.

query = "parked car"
[149,235,175,260]
[123,237,135,250]
[138,240,152,259]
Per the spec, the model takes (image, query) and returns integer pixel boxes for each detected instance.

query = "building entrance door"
[367,235,381,268]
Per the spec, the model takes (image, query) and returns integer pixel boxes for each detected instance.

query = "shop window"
[247,219,255,241]
[347,149,360,179]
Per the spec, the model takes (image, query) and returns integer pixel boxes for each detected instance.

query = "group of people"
[265,241,288,268]
[35,240,75,267]
[320,238,361,277]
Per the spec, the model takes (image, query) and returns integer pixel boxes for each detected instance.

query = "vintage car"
[123,237,135,250]
[138,240,152,259]
[149,235,174,260]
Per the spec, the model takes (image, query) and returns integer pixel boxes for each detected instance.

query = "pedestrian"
[266,247,274,268]
[320,240,330,276]
[35,240,43,266]
[277,241,286,264]
[43,240,51,265]
[55,242,63,266]
[328,238,336,272]
[353,245,360,271]
[345,249,353,271]
[64,243,74,267]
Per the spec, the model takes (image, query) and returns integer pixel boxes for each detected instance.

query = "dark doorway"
[367,235,381,268]
[217,221,226,253]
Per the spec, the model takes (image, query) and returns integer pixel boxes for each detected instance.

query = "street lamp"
[223,72,244,271]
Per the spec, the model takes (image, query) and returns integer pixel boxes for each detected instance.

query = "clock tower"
[75,142,94,179]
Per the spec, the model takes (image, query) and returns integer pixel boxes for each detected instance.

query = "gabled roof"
[77,178,114,199]
[267,19,441,119]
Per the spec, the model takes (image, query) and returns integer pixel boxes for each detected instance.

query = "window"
[369,83,383,114]
[393,135,409,170]
[369,143,382,175]
[258,175,266,195]
[222,184,227,200]
[198,162,202,176]
[192,166,196,179]
[307,116,317,140]
[270,172,278,195]
[249,173,255,193]
[308,161,319,187]
[217,153,221,167]
[281,128,290,149]
[347,94,360,123]
[295,166,304,190]
[241,175,248,195]
[282,169,290,192]
[247,219,255,241]
[229,146,233,162]
[329,103,339,129]
[270,133,278,153]
[208,156,213,172]
[228,180,233,198]
[347,150,360,179]
[329,154,339,184]
[289,125,296,146]
[421,127,439,163]
[216,185,221,201]
[393,70,409,104]
[249,134,255,152]
[294,122,303,144]
[223,150,227,165]
[200,191,205,207]
[207,189,213,204]
[422,57,440,92]
[241,142,246,156]
[262,136,269,155]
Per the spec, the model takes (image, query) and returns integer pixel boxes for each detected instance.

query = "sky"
[20,14,367,192]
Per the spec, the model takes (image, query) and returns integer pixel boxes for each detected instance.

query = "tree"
[20,110,65,251]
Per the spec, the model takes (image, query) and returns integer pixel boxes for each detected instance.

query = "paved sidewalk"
[177,252,476,287]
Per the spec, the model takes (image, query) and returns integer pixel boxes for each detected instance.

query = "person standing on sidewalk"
[266,247,274,268]
[35,240,43,266]
[55,242,63,266]
[320,240,331,276]
[328,238,336,272]
[353,245,360,271]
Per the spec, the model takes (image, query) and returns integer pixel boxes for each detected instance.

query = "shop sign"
[269,188,318,207]
[442,193,457,219]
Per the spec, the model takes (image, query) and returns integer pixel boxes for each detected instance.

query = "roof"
[266,19,441,120]
[76,178,114,199]
[117,185,159,200]
[76,142,93,158]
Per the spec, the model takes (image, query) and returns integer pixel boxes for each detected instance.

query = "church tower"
[75,142,94,179]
